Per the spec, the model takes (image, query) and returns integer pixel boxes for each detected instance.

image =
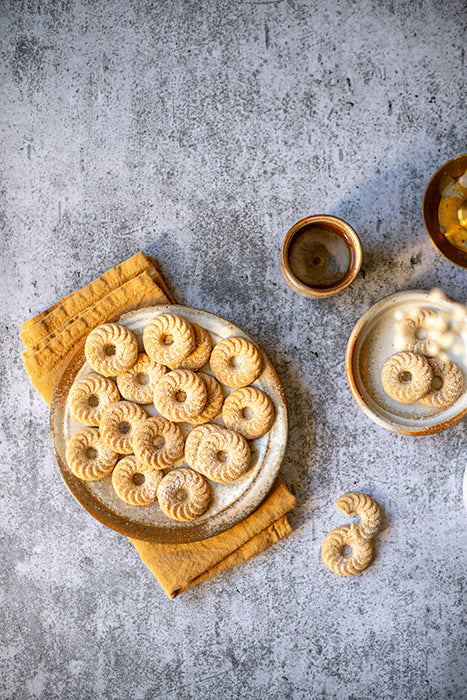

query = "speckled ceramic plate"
[345,291,467,435]
[50,305,288,543]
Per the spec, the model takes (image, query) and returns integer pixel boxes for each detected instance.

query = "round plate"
[345,291,467,435]
[50,305,288,543]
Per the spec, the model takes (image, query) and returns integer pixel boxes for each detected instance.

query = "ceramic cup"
[280,214,362,299]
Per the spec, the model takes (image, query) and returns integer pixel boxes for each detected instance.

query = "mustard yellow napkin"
[22,258,172,404]
[21,252,165,343]
[130,476,295,598]
[21,253,295,597]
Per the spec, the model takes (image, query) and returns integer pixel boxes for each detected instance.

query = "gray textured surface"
[1,1,466,698]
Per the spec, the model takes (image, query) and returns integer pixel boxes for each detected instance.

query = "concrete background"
[1,0,466,698]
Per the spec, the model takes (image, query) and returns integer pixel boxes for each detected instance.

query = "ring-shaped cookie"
[116,353,167,404]
[322,525,374,576]
[99,400,148,454]
[334,492,381,541]
[152,369,207,422]
[419,356,464,408]
[68,373,120,426]
[187,373,224,425]
[222,386,274,439]
[184,423,223,465]
[175,323,213,371]
[142,313,195,369]
[132,416,185,470]
[381,351,433,403]
[395,308,443,355]
[111,455,163,506]
[85,323,139,377]
[157,468,210,522]
[65,426,119,481]
[210,336,262,388]
[190,426,250,483]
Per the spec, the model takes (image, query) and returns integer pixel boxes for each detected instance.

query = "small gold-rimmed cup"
[422,153,467,269]
[280,215,362,299]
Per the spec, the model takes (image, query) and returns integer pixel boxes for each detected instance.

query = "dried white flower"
[393,290,467,364]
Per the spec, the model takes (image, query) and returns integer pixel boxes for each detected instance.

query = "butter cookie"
[184,423,223,465]
[395,307,443,355]
[334,492,381,541]
[222,386,274,439]
[322,525,374,577]
[142,312,195,369]
[99,400,147,454]
[132,416,184,470]
[157,467,210,522]
[152,369,207,422]
[210,336,262,388]
[85,323,139,377]
[65,426,118,481]
[189,426,251,483]
[68,373,120,426]
[381,351,433,403]
[175,323,212,371]
[116,352,167,404]
[419,356,463,408]
[111,455,163,506]
[187,373,224,425]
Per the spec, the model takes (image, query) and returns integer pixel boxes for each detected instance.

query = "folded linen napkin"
[21,251,166,344]
[22,253,172,404]
[21,252,295,597]
[130,476,295,598]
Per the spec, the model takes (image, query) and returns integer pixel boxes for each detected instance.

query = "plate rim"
[345,290,467,435]
[49,304,289,543]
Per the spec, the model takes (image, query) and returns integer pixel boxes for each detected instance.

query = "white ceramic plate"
[345,291,467,435]
[50,305,288,543]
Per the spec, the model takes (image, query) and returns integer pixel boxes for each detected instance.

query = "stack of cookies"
[381,307,464,408]
[65,312,276,523]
